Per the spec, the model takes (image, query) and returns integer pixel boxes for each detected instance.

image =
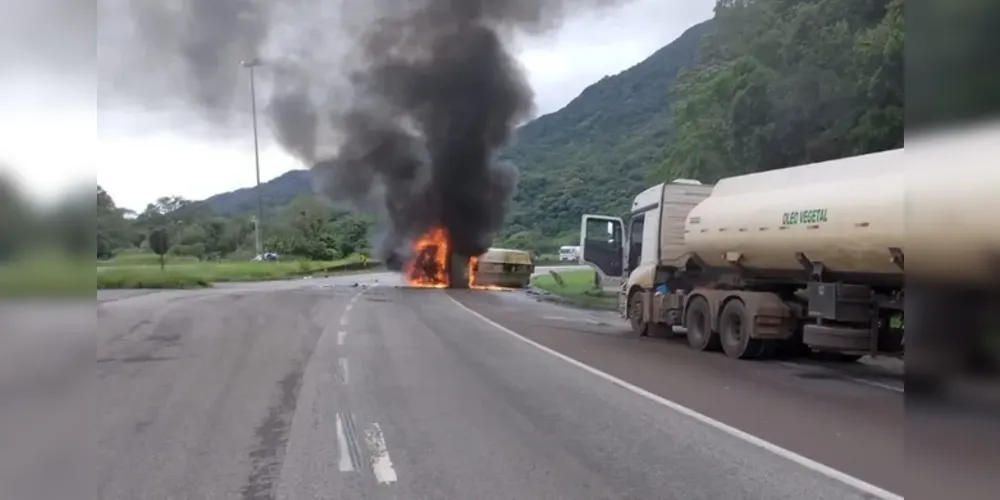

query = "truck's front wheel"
[628,292,648,337]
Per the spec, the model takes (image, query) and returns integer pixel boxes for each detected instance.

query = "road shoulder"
[448,289,904,496]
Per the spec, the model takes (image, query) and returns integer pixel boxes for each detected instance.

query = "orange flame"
[405,226,450,288]
[468,255,479,286]
[404,227,511,290]
[466,254,509,291]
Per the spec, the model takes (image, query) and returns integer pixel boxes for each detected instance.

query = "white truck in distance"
[558,245,581,262]
[580,128,1000,367]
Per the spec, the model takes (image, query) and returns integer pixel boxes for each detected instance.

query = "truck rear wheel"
[719,300,766,359]
[685,296,719,351]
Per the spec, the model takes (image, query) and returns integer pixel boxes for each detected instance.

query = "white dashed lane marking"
[364,422,398,485]
[338,358,349,385]
[336,413,398,485]
[335,285,399,484]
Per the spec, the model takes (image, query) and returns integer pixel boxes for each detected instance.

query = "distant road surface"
[72,272,987,499]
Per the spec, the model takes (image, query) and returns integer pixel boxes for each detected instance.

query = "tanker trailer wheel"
[718,300,766,359]
[685,296,719,351]
[628,292,648,337]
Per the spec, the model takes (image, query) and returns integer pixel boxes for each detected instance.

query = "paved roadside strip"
[276,281,401,497]
[448,289,904,497]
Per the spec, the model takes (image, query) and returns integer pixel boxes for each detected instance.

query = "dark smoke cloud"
[97,0,624,267]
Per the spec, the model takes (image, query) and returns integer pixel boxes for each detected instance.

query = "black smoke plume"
[97,0,622,268]
[317,10,532,267]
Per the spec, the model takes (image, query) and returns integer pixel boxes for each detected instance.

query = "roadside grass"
[97,256,381,289]
[531,269,617,310]
[0,252,94,298]
[100,249,201,267]
[533,258,581,266]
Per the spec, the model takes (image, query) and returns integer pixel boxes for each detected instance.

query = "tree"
[52,187,93,258]
[0,174,30,260]
[153,196,193,215]
[148,228,171,270]
[97,185,142,258]
[657,0,903,182]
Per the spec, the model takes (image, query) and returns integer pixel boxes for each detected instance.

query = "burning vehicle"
[404,226,533,290]
[467,248,534,289]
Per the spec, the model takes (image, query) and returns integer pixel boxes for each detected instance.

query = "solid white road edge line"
[335,413,355,472]
[447,295,902,500]
[364,422,398,484]
[846,377,904,394]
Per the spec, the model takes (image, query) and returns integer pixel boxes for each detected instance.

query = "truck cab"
[579,180,712,317]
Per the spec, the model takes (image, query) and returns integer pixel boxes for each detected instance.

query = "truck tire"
[627,292,648,337]
[685,296,719,351]
[718,300,767,359]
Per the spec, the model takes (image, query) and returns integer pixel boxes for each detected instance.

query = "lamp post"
[240,58,265,258]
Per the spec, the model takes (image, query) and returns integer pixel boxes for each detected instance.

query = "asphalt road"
[80,272,989,499]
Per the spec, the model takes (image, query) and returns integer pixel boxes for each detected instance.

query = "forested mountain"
[203,168,312,214]
[657,0,903,183]
[500,20,712,240]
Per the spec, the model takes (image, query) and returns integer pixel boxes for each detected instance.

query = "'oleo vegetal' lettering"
[781,209,828,225]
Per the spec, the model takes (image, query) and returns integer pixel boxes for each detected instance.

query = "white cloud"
[0,74,96,205]
[4,0,713,211]
[518,0,713,114]
[96,127,301,210]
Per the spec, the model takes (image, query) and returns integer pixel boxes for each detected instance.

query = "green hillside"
[500,20,712,242]
[498,0,903,252]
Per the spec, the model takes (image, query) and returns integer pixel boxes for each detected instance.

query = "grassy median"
[531,269,617,310]
[96,255,379,290]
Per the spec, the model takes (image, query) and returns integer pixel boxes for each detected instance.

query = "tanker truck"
[580,125,1000,364]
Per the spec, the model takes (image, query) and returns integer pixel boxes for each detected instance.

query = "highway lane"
[0,302,92,500]
[453,290,905,493]
[92,276,906,500]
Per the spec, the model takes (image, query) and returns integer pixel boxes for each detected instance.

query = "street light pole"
[241,58,265,258]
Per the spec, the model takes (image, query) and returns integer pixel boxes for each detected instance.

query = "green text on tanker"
[781,209,828,225]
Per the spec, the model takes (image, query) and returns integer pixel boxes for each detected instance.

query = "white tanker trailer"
[580,125,1000,363]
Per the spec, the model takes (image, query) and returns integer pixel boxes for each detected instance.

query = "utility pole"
[241,58,265,258]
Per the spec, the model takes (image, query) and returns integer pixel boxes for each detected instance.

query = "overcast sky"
[0,0,712,211]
